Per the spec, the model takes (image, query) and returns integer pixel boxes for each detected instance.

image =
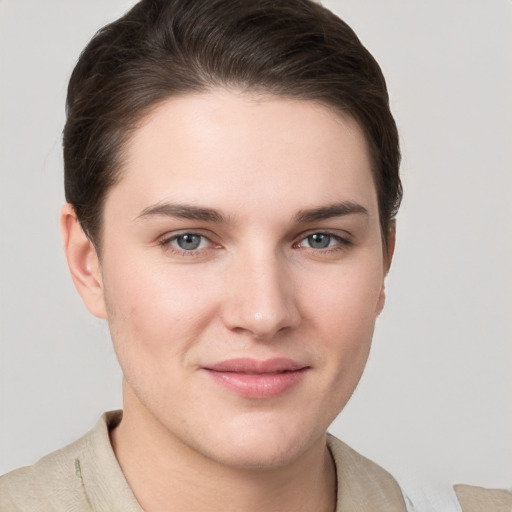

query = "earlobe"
[376,284,386,316]
[376,222,397,316]
[60,203,107,319]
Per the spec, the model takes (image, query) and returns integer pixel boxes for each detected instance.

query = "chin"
[206,439,308,470]
[194,414,325,470]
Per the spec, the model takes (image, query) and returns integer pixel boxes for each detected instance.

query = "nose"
[221,250,301,340]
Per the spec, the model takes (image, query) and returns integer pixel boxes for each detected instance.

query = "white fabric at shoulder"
[400,481,463,512]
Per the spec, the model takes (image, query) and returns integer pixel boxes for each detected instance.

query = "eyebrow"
[136,200,368,224]
[294,201,368,223]
[136,203,227,223]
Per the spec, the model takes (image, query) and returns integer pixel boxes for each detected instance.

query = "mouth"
[202,358,309,399]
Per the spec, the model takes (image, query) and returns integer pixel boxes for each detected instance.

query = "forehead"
[108,89,377,220]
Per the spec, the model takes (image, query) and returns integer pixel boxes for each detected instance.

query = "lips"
[202,358,309,399]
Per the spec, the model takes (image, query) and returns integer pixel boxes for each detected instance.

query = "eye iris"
[177,234,201,250]
[308,233,331,249]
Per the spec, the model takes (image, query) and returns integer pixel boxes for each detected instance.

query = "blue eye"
[172,234,206,251]
[306,233,334,249]
[298,233,344,250]
[294,232,352,252]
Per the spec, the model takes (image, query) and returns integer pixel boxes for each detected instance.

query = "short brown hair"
[64,0,401,248]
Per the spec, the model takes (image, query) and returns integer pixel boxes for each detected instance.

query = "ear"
[60,203,107,319]
[376,222,396,315]
[384,221,396,273]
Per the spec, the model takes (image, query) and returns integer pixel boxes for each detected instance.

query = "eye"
[294,231,353,254]
[158,230,223,259]
[169,233,209,251]
[298,233,342,250]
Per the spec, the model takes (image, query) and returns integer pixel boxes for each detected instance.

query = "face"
[87,90,389,469]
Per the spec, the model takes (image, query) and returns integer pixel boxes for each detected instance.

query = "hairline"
[84,85,390,255]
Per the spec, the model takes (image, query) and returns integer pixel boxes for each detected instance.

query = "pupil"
[178,234,201,250]
[309,234,330,249]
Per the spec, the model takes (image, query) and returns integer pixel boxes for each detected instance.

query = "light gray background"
[1,0,511,489]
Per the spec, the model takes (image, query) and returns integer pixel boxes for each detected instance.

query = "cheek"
[305,258,383,336]
[101,262,216,405]
[303,258,384,383]
[101,256,219,362]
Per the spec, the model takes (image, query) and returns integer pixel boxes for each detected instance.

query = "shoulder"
[454,484,512,512]
[327,435,512,512]
[0,432,93,512]
[0,411,125,512]
[327,434,408,511]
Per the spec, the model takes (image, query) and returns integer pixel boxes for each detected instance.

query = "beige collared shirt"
[1,411,510,511]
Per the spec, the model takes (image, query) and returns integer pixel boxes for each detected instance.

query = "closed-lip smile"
[202,358,309,399]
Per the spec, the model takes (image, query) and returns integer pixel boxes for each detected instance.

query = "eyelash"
[158,232,218,257]
[158,230,353,257]
[293,232,353,252]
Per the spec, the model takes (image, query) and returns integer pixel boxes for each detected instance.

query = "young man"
[0,1,510,511]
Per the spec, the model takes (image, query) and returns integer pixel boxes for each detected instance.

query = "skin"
[62,90,394,512]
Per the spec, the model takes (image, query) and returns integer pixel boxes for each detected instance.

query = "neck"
[110,389,337,512]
